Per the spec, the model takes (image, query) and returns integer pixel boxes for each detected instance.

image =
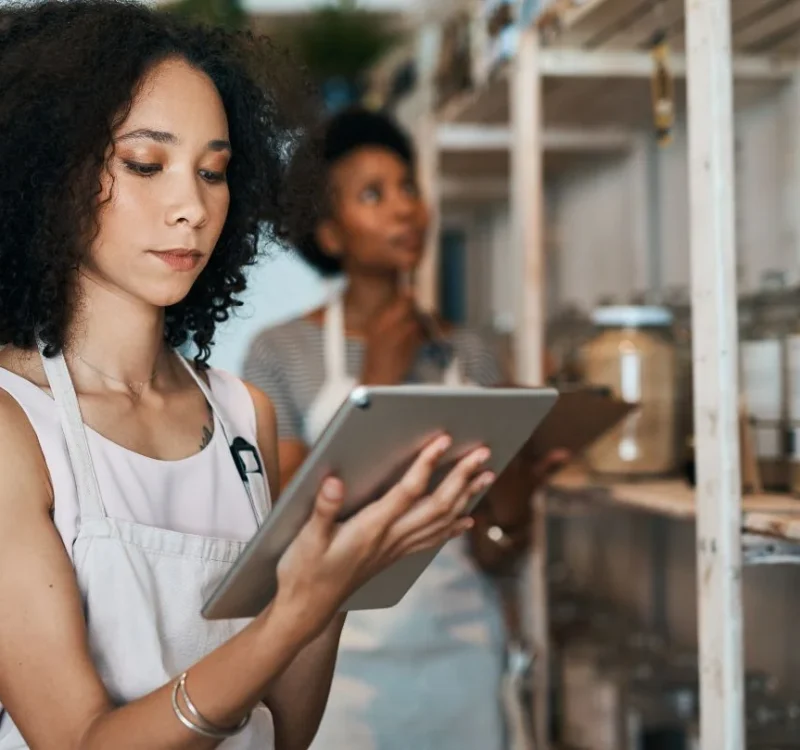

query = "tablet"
[520,385,635,461]
[202,384,558,620]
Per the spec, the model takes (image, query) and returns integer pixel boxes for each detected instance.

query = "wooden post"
[511,24,547,750]
[780,72,800,287]
[511,28,545,387]
[414,23,442,313]
[684,0,745,747]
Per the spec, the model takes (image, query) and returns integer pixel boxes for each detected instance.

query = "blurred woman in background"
[244,107,565,750]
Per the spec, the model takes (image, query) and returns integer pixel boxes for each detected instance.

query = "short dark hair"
[0,0,320,365]
[293,107,415,277]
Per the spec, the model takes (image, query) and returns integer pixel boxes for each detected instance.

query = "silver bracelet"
[171,672,251,740]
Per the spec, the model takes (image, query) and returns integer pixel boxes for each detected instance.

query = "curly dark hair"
[294,106,415,278]
[0,0,321,365]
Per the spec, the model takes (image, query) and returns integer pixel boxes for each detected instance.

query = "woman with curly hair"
[244,107,567,750]
[0,3,495,748]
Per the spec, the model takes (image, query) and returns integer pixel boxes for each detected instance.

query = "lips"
[149,248,202,272]
[389,230,424,251]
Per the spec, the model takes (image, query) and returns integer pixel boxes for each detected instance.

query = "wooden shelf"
[538,0,800,56]
[435,0,797,130]
[549,469,800,541]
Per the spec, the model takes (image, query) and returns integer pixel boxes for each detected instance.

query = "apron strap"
[37,345,107,519]
[443,356,464,386]
[175,356,271,524]
[324,295,348,382]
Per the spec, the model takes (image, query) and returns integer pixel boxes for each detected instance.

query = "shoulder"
[0,348,56,508]
[0,387,53,510]
[242,380,278,434]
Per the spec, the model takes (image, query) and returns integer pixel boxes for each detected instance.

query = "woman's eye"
[200,169,227,184]
[403,181,420,198]
[123,160,161,177]
[360,186,381,203]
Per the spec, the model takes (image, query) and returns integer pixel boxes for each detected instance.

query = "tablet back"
[202,385,558,620]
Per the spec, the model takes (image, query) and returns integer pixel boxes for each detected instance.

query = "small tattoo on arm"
[199,400,214,450]
[200,424,213,450]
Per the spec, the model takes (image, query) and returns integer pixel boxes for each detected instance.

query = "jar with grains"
[741,309,788,492]
[582,306,677,478]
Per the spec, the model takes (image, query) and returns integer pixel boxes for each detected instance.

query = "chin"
[143,278,199,309]
[396,251,424,272]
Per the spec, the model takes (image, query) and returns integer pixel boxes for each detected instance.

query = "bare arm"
[244,383,343,750]
[0,391,313,750]
[277,439,308,494]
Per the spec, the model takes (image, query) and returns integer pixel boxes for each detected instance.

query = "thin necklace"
[73,352,159,398]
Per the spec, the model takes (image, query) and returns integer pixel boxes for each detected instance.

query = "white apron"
[0,348,275,749]
[305,294,511,750]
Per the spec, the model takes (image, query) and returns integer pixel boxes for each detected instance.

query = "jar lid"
[591,305,674,328]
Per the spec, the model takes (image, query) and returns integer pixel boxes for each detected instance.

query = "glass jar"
[581,306,677,478]
[741,308,789,491]
[664,288,694,479]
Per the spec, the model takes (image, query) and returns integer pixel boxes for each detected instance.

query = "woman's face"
[317,146,429,276]
[86,56,231,308]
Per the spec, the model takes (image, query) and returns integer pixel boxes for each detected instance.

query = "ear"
[315,219,344,259]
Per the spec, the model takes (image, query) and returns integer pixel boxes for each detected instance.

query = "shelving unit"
[398,1,800,749]
[550,469,800,543]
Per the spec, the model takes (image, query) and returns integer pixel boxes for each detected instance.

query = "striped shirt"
[243,316,506,441]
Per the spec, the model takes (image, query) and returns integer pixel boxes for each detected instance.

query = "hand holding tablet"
[271,434,495,638]
[203,386,558,620]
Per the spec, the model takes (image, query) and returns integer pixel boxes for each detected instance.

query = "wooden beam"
[414,23,442,313]
[441,177,510,201]
[684,0,746,747]
[539,47,796,80]
[437,124,634,152]
[780,73,800,287]
[511,25,548,750]
[511,39,545,386]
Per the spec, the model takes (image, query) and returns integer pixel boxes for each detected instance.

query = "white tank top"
[0,356,275,749]
[0,365,263,556]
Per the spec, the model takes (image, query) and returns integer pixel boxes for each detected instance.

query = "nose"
[390,187,418,220]
[165,174,208,229]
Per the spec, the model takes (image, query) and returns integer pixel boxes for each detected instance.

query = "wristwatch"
[486,524,515,550]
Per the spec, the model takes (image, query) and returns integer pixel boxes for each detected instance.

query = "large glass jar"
[741,308,789,492]
[582,306,677,478]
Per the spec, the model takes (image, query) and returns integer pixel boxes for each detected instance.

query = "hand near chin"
[360,292,424,386]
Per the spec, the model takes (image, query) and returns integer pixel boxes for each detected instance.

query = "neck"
[67,271,167,384]
[342,271,402,334]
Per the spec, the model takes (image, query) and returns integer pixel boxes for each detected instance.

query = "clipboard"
[521,386,637,461]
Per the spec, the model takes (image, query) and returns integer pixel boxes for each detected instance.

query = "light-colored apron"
[305,294,512,750]
[0,348,275,749]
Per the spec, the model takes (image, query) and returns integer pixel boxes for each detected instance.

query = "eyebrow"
[116,129,232,152]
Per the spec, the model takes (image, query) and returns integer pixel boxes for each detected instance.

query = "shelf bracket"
[742,533,800,566]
